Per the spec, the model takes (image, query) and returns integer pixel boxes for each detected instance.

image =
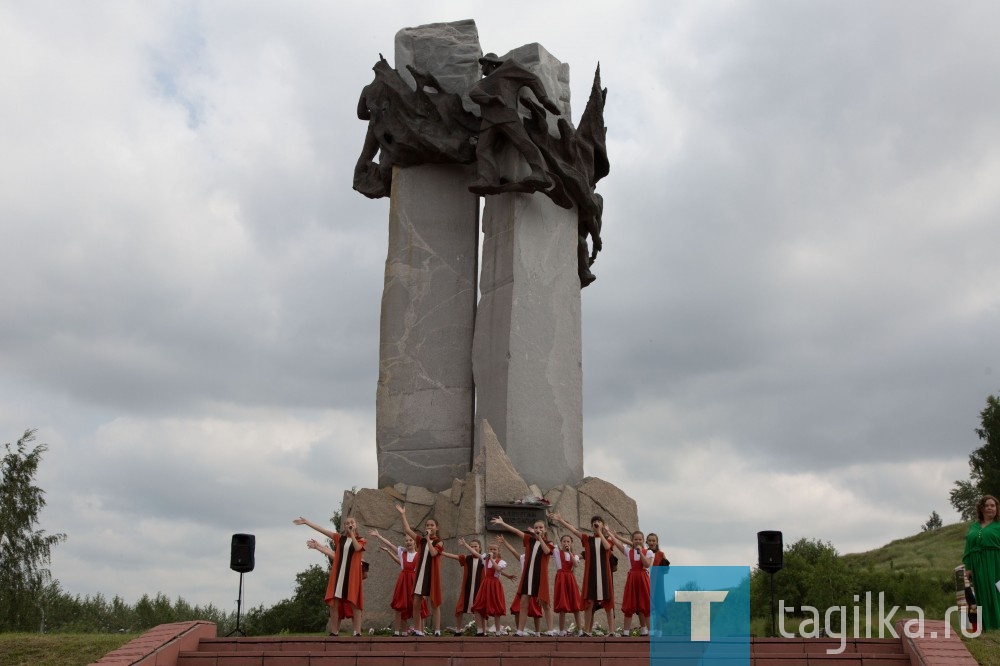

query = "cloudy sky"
[3,0,999,612]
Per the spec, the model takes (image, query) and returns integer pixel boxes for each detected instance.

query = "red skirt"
[391,569,429,620]
[335,600,355,618]
[471,577,507,617]
[511,593,543,618]
[552,570,583,613]
[620,569,650,616]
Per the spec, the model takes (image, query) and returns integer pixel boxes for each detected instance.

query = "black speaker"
[757,530,783,573]
[230,533,255,573]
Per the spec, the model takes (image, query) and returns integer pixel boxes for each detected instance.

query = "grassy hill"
[839,522,1000,665]
[840,521,967,577]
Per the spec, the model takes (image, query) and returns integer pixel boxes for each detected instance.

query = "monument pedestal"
[347,421,635,631]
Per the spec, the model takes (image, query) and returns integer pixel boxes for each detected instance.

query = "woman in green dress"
[963,495,1000,631]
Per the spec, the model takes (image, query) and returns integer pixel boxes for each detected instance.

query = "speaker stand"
[227,571,247,637]
[767,570,776,637]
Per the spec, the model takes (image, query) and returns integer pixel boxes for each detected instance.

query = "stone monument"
[356,20,607,492]
[345,19,632,630]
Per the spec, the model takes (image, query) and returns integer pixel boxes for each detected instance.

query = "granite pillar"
[469,43,584,491]
[375,23,482,491]
[472,190,584,490]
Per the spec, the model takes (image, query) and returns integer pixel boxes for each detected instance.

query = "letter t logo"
[675,590,729,641]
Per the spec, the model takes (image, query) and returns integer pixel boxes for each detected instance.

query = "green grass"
[0,632,139,666]
[963,629,1000,665]
[841,522,967,574]
[840,523,1000,665]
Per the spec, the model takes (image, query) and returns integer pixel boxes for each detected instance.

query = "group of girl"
[293,508,668,637]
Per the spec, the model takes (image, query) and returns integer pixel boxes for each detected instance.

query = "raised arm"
[306,538,336,560]
[606,529,628,556]
[293,516,338,540]
[368,529,396,551]
[490,516,526,540]
[395,504,419,540]
[438,537,467,561]
[455,537,481,558]
[380,545,401,565]
[548,512,583,539]
[596,527,612,552]
[496,534,519,560]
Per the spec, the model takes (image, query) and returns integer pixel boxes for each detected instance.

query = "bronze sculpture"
[353,51,608,286]
[354,55,478,199]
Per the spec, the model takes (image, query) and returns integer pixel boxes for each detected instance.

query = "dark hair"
[590,515,604,524]
[646,532,659,552]
[976,495,1000,523]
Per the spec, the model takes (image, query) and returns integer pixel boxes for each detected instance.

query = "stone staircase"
[90,620,979,666]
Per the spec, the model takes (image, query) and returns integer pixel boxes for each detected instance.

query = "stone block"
[340,490,355,521]
[502,42,572,132]
[405,485,437,507]
[433,491,459,539]
[376,163,479,492]
[577,476,638,534]
[456,472,484,536]
[544,486,563,512]
[450,477,465,505]
[546,484,579,535]
[395,19,482,113]
[473,420,531,503]
[473,192,583,491]
[349,488,399,530]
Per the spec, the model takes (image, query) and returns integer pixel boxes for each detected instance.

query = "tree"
[921,510,942,531]
[244,564,329,634]
[950,480,980,521]
[0,429,67,631]
[950,395,1000,520]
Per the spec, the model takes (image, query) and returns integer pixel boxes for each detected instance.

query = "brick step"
[93,620,974,666]
[177,649,649,666]
[192,635,652,655]
[751,638,905,655]
[176,637,909,666]
[176,649,911,666]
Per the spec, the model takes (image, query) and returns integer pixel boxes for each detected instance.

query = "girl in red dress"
[550,512,614,636]
[499,535,544,634]
[440,538,484,634]
[369,529,429,635]
[395,504,443,636]
[490,516,554,636]
[646,533,670,568]
[469,539,508,635]
[294,515,366,636]
[610,529,651,636]
[552,534,584,635]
